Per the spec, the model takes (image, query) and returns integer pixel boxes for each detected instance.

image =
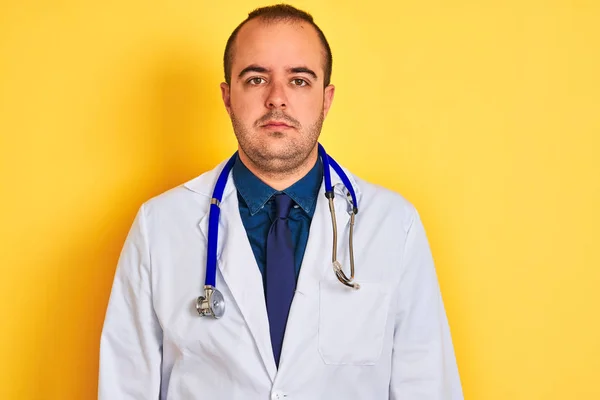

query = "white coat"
[99,158,464,399]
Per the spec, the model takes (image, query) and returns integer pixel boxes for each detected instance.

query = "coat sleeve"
[389,209,463,399]
[99,205,163,399]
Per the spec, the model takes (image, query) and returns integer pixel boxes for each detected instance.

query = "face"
[221,18,335,175]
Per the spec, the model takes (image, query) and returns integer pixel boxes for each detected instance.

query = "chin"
[261,147,295,161]
[260,135,294,151]
[257,141,300,162]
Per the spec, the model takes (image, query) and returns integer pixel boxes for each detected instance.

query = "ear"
[220,82,232,116]
[322,84,335,118]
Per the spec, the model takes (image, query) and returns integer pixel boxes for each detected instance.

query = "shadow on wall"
[34,45,230,398]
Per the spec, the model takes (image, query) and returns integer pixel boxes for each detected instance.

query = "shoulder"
[352,174,419,235]
[138,159,229,221]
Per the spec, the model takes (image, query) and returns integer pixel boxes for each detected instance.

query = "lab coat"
[99,158,464,399]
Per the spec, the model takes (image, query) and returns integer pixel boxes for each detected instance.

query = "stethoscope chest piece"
[196,285,225,318]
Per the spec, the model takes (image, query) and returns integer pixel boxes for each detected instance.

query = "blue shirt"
[232,155,323,282]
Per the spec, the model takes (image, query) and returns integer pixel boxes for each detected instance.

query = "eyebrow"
[238,65,319,80]
[238,65,269,78]
[289,67,318,80]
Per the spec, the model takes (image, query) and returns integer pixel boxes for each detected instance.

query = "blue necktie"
[266,193,296,367]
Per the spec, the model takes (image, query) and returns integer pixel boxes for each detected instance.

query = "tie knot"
[274,193,294,219]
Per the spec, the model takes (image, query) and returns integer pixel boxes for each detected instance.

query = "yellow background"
[1,0,599,398]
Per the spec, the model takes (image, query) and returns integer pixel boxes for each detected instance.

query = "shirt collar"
[284,158,323,215]
[232,154,323,216]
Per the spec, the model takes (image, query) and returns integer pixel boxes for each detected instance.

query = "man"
[99,4,463,399]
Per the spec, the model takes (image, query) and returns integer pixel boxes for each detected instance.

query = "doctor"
[99,4,463,399]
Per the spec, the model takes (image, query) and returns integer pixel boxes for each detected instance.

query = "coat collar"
[183,155,362,208]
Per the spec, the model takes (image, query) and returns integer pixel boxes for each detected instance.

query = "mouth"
[261,120,293,129]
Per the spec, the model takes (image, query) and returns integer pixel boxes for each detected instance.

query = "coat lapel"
[297,173,359,292]
[295,184,351,296]
[197,179,277,382]
[278,174,358,370]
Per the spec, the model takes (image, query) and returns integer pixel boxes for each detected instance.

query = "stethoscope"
[196,143,360,318]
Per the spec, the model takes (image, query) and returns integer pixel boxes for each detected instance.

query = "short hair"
[223,4,333,87]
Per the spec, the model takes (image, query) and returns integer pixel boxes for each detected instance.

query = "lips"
[262,120,292,128]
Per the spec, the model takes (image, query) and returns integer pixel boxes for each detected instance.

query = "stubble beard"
[230,109,325,176]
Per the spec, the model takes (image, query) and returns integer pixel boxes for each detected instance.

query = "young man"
[99,4,463,399]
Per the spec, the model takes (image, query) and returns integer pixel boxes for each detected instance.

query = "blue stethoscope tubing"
[196,143,359,318]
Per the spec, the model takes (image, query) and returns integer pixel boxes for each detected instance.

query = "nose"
[265,81,288,109]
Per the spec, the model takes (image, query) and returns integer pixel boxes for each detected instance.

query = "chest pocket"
[318,280,391,365]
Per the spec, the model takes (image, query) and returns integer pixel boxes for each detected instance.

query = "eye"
[247,77,266,85]
[291,78,308,87]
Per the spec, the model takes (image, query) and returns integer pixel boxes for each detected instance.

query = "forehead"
[232,19,324,76]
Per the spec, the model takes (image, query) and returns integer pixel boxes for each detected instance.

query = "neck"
[238,146,319,191]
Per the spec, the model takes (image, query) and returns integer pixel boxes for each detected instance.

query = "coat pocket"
[318,279,391,365]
